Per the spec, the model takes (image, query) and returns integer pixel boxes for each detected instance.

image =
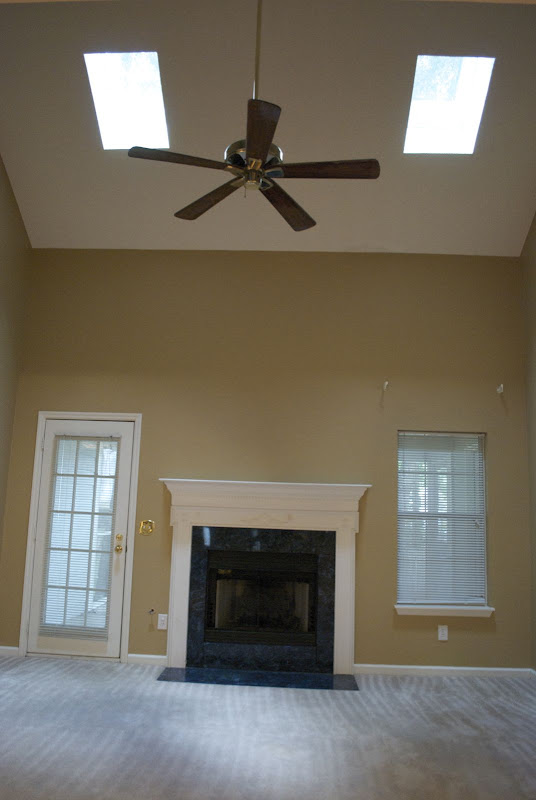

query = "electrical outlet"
[157,613,168,631]
[438,625,448,641]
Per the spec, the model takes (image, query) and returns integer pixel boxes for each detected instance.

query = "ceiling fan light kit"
[128,1,380,230]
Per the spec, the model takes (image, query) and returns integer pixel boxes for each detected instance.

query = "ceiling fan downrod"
[252,0,263,102]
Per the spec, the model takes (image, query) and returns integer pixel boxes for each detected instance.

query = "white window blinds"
[397,431,487,605]
[39,436,119,639]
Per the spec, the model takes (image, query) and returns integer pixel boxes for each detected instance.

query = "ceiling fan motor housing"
[224,138,284,170]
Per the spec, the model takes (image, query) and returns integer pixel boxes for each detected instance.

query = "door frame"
[19,411,142,662]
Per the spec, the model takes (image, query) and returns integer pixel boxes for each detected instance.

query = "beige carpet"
[0,655,535,800]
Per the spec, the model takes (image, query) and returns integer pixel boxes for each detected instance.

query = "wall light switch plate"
[438,625,448,641]
[157,614,168,631]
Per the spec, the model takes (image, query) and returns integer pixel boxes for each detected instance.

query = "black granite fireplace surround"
[186,527,335,673]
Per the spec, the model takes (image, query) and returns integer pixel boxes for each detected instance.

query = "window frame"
[395,430,494,618]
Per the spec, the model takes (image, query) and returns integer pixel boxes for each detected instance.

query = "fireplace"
[161,479,371,674]
[205,550,318,647]
[186,527,335,672]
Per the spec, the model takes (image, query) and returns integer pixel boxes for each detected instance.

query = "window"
[397,431,487,609]
[84,51,169,150]
[403,55,495,154]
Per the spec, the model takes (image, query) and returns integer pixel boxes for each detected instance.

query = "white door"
[27,419,134,657]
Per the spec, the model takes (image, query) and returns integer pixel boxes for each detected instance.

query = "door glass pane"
[87,591,107,628]
[54,476,74,511]
[50,512,71,547]
[39,435,120,640]
[45,588,65,625]
[95,478,115,513]
[69,552,89,588]
[48,551,68,585]
[90,552,110,590]
[56,440,77,474]
[94,515,113,549]
[98,441,118,476]
[74,477,94,511]
[78,441,97,475]
[71,514,91,549]
[66,589,86,626]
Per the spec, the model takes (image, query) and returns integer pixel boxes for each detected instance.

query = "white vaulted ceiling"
[0,0,534,255]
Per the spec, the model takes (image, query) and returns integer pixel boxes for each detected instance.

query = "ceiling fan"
[128,2,380,231]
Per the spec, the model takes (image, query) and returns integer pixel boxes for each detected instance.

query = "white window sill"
[395,604,495,618]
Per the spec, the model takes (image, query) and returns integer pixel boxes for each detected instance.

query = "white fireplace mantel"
[161,479,371,674]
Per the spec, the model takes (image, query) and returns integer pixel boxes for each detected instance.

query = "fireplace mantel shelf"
[161,478,371,673]
[160,478,371,517]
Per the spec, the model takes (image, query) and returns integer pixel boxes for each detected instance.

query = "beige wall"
[0,154,29,554]
[521,212,536,668]
[0,248,531,666]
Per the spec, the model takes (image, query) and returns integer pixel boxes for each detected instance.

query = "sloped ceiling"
[0,0,534,255]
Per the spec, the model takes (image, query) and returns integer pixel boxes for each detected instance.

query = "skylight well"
[84,51,169,150]
[404,55,495,155]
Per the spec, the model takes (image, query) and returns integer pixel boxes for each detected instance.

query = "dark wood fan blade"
[174,179,243,220]
[261,181,316,231]
[129,146,231,172]
[268,159,380,179]
[246,99,281,166]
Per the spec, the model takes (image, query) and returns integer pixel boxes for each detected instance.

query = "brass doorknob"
[114,544,123,553]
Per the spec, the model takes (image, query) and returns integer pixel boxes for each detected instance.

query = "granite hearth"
[158,666,358,690]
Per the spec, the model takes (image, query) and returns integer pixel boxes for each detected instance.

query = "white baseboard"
[354,663,536,678]
[1,649,167,666]
[0,646,21,657]
[127,653,168,666]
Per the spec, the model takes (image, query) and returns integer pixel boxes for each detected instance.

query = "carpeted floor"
[0,655,535,800]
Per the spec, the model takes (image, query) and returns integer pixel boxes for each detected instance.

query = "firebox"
[186,527,335,673]
[205,550,317,646]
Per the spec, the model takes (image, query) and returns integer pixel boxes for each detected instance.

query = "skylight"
[84,51,169,150]
[404,55,495,155]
